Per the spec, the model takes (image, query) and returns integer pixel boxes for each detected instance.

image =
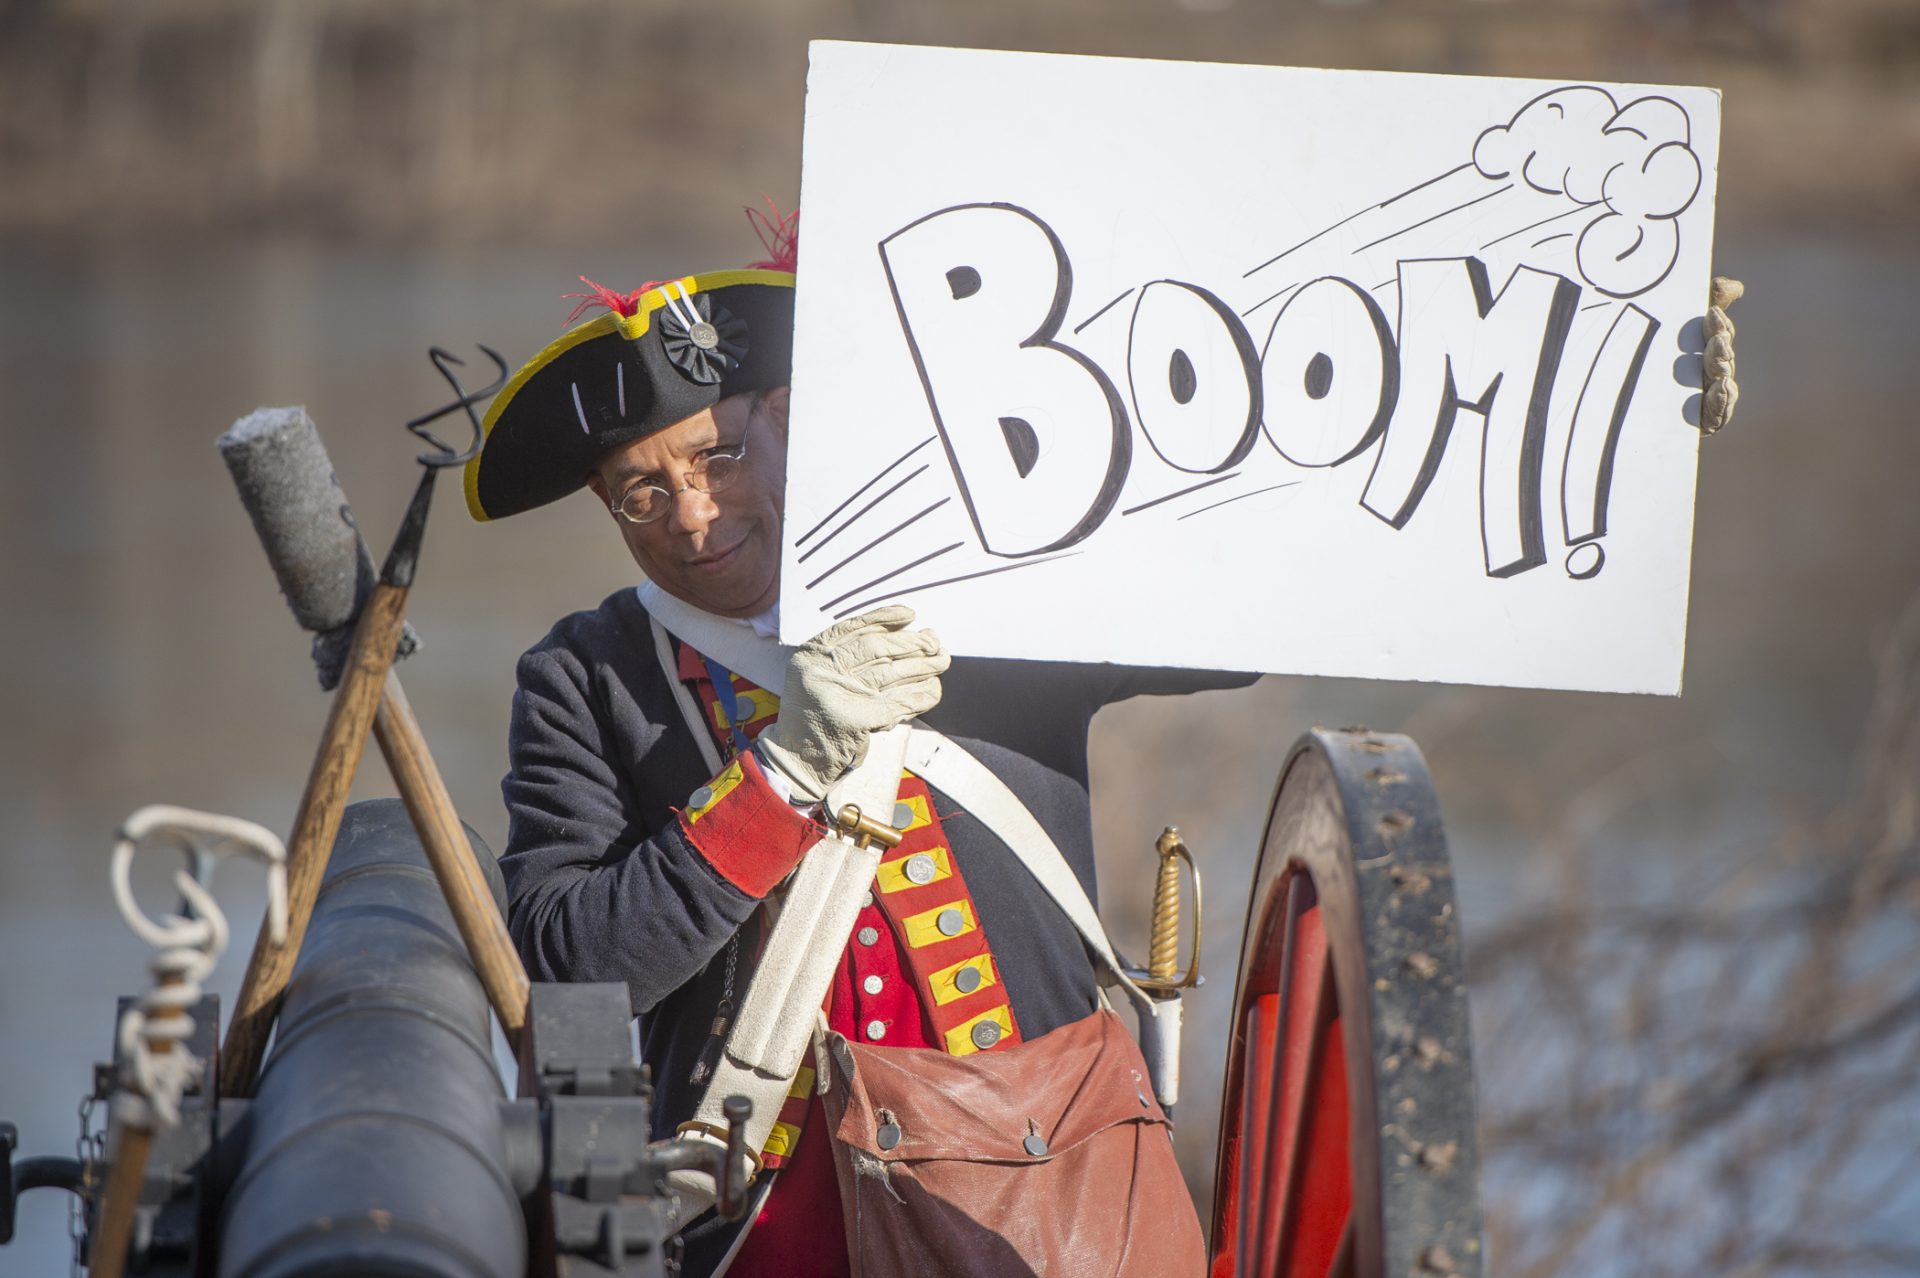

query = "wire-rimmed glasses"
[609,441,749,524]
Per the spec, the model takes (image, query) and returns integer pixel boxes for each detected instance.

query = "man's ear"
[761,385,791,441]
[584,471,611,509]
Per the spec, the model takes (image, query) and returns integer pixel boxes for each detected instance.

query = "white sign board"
[783,41,1719,694]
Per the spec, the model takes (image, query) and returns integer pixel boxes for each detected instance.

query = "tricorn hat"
[464,268,795,521]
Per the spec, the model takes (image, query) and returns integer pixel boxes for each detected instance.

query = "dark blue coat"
[500,587,1249,1143]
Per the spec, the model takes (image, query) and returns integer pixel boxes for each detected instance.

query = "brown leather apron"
[819,1008,1207,1277]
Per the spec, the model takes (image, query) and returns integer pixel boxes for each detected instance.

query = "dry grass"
[1468,588,1920,1275]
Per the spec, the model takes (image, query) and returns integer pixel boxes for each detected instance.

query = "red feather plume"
[557,199,797,328]
[560,275,675,327]
[746,197,800,273]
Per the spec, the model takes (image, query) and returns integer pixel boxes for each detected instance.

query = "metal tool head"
[404,346,506,469]
[381,345,509,590]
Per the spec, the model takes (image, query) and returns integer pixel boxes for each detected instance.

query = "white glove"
[754,605,949,804]
[1700,275,1743,436]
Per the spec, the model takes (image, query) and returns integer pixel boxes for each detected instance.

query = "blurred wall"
[1,0,1915,239]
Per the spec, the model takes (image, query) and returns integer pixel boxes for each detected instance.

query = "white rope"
[108,805,288,1131]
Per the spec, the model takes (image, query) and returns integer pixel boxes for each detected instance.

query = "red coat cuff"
[677,750,821,897]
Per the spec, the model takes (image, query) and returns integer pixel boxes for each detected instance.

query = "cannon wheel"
[1209,729,1484,1278]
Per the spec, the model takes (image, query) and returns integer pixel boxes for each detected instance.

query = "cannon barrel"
[219,799,529,1278]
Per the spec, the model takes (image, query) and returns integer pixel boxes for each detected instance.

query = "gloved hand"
[755,605,949,804]
[1701,275,1743,436]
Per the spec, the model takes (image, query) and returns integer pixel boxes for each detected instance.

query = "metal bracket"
[0,1122,86,1247]
[527,983,668,1277]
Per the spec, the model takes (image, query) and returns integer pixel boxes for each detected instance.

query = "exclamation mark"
[1561,304,1658,579]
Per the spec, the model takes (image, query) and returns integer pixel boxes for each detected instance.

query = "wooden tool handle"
[218,581,411,1098]
[84,1122,152,1278]
[374,670,530,1041]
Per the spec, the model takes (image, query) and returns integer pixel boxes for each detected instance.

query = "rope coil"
[108,806,288,1132]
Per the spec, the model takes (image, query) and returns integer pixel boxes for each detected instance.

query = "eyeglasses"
[609,441,748,524]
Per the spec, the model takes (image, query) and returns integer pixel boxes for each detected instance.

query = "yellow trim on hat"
[464,310,620,522]
[611,269,796,342]
[464,268,795,522]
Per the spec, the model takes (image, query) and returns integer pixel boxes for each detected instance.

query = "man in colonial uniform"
[465,217,1249,1276]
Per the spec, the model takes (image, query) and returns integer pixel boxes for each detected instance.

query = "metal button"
[688,785,714,809]
[936,908,966,937]
[970,1020,1002,1050]
[954,966,983,995]
[876,1122,902,1151]
[892,802,915,829]
[862,891,874,908]
[865,1019,887,1041]
[1023,1132,1049,1157]
[863,975,884,996]
[903,853,938,886]
[857,926,880,946]
[690,321,720,350]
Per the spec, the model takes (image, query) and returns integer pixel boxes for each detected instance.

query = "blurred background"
[2,0,1916,1274]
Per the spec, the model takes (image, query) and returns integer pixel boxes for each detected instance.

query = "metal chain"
[72,1092,102,1276]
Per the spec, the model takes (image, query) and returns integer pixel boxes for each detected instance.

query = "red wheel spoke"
[1279,996,1350,1275]
[1254,890,1314,1270]
[1259,895,1348,1276]
[1228,992,1281,1273]
[1224,874,1354,1277]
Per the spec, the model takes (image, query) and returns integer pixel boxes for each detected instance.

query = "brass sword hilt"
[1130,826,1203,995]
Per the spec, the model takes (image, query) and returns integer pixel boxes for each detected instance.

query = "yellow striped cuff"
[684,759,745,825]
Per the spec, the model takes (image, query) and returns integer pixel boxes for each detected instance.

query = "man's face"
[586,386,790,618]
